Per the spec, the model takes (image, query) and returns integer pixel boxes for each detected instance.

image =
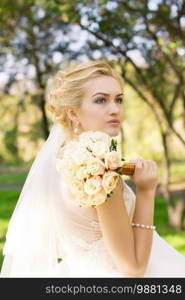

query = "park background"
[0,0,185,270]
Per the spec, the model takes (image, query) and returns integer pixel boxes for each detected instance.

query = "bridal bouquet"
[56,131,135,208]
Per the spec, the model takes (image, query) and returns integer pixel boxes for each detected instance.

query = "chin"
[103,127,120,137]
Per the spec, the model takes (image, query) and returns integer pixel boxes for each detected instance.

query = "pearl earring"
[73,121,79,134]
[73,127,78,134]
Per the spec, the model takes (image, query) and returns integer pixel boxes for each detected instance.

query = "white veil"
[0,122,71,277]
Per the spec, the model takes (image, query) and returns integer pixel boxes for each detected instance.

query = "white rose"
[71,178,84,196]
[79,131,94,144]
[87,188,107,206]
[102,171,119,194]
[65,158,77,175]
[104,151,124,170]
[77,188,107,207]
[84,176,102,195]
[56,157,75,175]
[64,141,78,158]
[68,144,92,165]
[79,138,94,152]
[76,147,94,165]
[79,130,110,150]
[75,165,89,180]
[90,131,111,145]
[87,157,105,176]
[91,141,109,159]
[77,193,91,207]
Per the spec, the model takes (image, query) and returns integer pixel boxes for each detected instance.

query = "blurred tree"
[0,0,82,139]
[43,0,185,229]
[0,0,185,229]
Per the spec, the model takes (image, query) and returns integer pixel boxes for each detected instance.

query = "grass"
[0,172,28,186]
[0,190,19,268]
[0,190,185,271]
[154,197,185,255]
[0,164,29,187]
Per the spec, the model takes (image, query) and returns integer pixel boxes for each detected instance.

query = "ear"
[65,107,79,123]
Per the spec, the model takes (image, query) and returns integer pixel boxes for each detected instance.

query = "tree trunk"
[161,129,171,205]
[168,198,185,231]
[160,128,185,230]
[39,96,50,139]
[120,125,125,158]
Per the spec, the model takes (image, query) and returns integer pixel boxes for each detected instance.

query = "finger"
[128,158,144,174]
[136,159,143,168]
[147,160,157,172]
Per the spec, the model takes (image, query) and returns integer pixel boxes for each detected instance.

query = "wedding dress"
[1,123,185,277]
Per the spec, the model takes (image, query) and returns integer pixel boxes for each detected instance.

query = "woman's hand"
[128,157,158,192]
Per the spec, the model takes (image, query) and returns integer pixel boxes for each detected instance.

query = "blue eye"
[116,98,124,103]
[95,98,106,104]
[94,97,124,104]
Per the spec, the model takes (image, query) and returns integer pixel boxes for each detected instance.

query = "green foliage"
[154,197,185,254]
[110,138,117,151]
[0,190,19,269]
[3,128,18,155]
[0,172,28,186]
[44,0,185,151]
[3,128,21,163]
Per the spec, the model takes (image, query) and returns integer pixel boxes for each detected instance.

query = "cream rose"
[75,165,89,180]
[79,139,94,152]
[87,157,105,176]
[79,131,94,145]
[56,157,75,174]
[69,144,92,165]
[90,131,111,145]
[102,170,119,194]
[77,188,107,207]
[79,131,111,152]
[71,178,85,195]
[104,151,124,170]
[84,176,102,195]
[87,188,107,206]
[63,141,78,158]
[91,141,109,159]
[77,192,91,207]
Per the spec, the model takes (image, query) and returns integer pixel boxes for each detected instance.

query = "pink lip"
[107,120,120,126]
[107,120,120,124]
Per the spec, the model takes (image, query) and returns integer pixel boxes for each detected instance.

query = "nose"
[108,101,120,114]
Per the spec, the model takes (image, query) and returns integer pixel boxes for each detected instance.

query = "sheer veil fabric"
[1,122,185,277]
[0,123,71,276]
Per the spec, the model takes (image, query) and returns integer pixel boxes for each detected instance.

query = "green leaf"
[57,258,63,263]
[110,138,117,151]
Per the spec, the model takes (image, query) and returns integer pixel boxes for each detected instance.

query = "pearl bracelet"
[131,222,156,230]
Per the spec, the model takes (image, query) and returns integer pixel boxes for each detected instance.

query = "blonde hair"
[46,60,124,134]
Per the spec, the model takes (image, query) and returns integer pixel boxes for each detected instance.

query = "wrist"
[136,187,156,198]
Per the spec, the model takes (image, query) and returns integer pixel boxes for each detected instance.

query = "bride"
[1,60,185,277]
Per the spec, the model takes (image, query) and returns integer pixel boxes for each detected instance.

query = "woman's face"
[76,76,124,137]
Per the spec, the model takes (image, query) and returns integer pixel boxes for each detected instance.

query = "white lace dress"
[51,178,185,278]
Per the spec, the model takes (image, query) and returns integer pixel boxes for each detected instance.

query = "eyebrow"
[92,92,123,97]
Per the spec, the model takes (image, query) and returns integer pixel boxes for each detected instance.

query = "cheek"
[81,106,103,122]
